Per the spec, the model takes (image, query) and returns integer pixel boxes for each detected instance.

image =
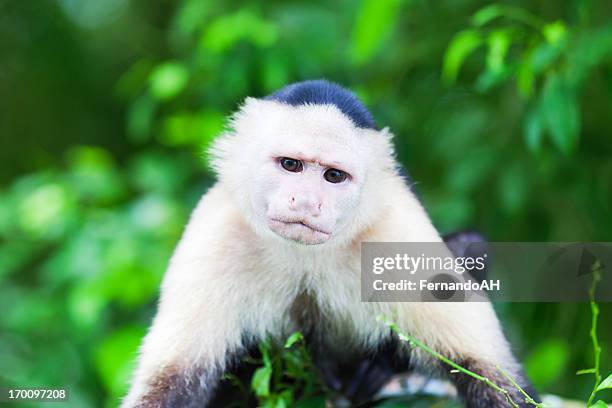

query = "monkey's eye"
[324,168,348,183]
[280,157,303,173]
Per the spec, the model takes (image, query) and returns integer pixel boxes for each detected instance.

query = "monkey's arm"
[376,182,538,407]
[394,302,536,407]
[122,185,254,408]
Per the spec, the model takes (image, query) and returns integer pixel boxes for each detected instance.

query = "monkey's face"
[210,98,396,246]
[261,154,362,245]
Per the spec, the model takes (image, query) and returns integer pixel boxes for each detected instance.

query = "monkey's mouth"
[267,218,331,245]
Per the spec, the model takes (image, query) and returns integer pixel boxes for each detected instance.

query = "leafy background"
[1,0,612,406]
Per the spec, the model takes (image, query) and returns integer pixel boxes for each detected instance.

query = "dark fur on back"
[265,79,377,129]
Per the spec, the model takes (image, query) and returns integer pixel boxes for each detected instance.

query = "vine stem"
[497,365,544,407]
[586,262,602,406]
[377,316,522,407]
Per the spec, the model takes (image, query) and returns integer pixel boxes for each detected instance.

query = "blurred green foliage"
[1,0,612,406]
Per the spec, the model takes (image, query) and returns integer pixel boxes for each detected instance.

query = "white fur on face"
[210,98,397,246]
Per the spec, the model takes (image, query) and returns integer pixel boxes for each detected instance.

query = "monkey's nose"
[289,196,322,217]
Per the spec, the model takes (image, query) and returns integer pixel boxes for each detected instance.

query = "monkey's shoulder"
[163,184,258,275]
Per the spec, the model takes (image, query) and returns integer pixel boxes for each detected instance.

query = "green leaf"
[525,339,569,388]
[589,401,608,408]
[160,110,224,148]
[523,105,543,153]
[540,73,580,154]
[596,373,612,391]
[542,20,567,44]
[149,62,189,101]
[270,391,292,408]
[474,67,510,92]
[349,0,404,65]
[472,4,542,28]
[263,398,285,408]
[517,57,535,98]
[472,4,505,26]
[201,10,278,53]
[251,366,272,397]
[529,42,563,74]
[259,339,272,367]
[18,183,75,239]
[69,284,107,330]
[67,146,124,203]
[174,0,211,35]
[486,29,511,73]
[566,26,612,87]
[284,332,304,349]
[442,30,483,84]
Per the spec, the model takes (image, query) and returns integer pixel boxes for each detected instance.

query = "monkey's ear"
[378,126,394,141]
[229,97,269,130]
[360,126,396,168]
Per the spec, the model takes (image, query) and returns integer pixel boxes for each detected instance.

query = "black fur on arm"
[133,366,221,408]
[451,358,540,408]
[131,344,258,408]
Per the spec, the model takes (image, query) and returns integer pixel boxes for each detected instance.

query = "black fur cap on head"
[265,79,377,130]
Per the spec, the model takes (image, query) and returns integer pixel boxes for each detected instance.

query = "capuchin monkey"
[123,80,539,408]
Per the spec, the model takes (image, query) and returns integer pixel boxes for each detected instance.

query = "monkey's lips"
[267,218,331,245]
